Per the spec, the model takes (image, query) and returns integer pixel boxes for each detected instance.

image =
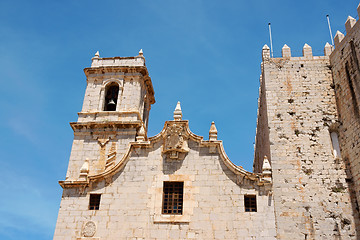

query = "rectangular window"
[244,195,257,212]
[89,194,101,210]
[162,182,183,214]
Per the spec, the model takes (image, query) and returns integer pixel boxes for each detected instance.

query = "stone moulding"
[70,121,142,131]
[59,120,271,189]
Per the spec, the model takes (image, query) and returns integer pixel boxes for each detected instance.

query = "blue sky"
[0,0,358,239]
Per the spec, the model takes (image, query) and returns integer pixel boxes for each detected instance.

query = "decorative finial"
[139,49,143,56]
[94,51,100,58]
[209,121,218,141]
[136,125,146,142]
[345,16,356,33]
[302,43,312,58]
[324,42,333,56]
[262,156,272,181]
[79,158,89,181]
[282,44,291,58]
[334,31,344,48]
[173,101,182,121]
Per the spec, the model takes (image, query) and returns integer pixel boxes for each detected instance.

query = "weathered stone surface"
[54,4,360,239]
[255,42,358,238]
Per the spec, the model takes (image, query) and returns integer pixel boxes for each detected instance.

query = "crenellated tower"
[330,4,360,235]
[254,41,359,238]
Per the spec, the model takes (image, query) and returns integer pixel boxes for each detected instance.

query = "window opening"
[89,194,101,210]
[330,131,341,158]
[244,195,257,212]
[104,83,119,111]
[162,182,183,214]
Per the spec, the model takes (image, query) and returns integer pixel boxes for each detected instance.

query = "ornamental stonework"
[82,221,96,237]
[162,122,189,160]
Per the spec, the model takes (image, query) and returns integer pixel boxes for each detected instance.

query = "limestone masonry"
[54,3,360,240]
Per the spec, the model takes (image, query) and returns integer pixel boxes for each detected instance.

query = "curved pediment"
[60,119,271,189]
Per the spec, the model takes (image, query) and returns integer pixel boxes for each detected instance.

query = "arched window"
[104,83,119,111]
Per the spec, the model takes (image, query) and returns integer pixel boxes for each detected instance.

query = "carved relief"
[97,137,110,147]
[105,142,117,171]
[82,221,96,237]
[162,122,189,160]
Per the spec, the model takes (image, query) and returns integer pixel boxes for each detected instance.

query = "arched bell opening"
[104,83,119,111]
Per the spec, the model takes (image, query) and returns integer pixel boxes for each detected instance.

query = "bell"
[108,99,116,106]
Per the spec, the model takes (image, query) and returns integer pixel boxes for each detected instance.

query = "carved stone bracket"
[162,122,189,160]
[97,137,110,147]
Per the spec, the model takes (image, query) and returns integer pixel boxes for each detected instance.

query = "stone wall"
[330,6,360,234]
[256,44,357,239]
[54,130,276,240]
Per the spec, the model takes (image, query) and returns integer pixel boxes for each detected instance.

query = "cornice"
[70,121,142,131]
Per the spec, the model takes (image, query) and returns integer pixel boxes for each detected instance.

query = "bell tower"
[61,49,155,181]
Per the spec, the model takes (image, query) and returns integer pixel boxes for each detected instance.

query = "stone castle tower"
[54,3,360,240]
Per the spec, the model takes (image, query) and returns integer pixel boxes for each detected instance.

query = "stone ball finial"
[173,101,183,121]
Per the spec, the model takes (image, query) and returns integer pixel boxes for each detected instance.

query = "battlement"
[332,4,360,49]
[262,42,333,61]
[91,49,146,68]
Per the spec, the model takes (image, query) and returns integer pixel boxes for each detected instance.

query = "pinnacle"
[209,121,217,133]
[262,44,270,50]
[303,43,311,48]
[175,101,181,111]
[209,121,218,141]
[262,156,271,172]
[325,42,331,47]
[138,125,145,136]
[282,44,290,49]
[136,125,146,142]
[139,49,143,55]
[347,15,356,21]
[95,51,100,57]
[173,101,182,121]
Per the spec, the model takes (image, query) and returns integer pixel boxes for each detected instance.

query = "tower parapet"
[262,43,333,60]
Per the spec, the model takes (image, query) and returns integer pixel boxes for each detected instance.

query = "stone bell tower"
[58,49,155,184]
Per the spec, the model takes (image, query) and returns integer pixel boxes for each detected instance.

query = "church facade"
[54,4,360,239]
